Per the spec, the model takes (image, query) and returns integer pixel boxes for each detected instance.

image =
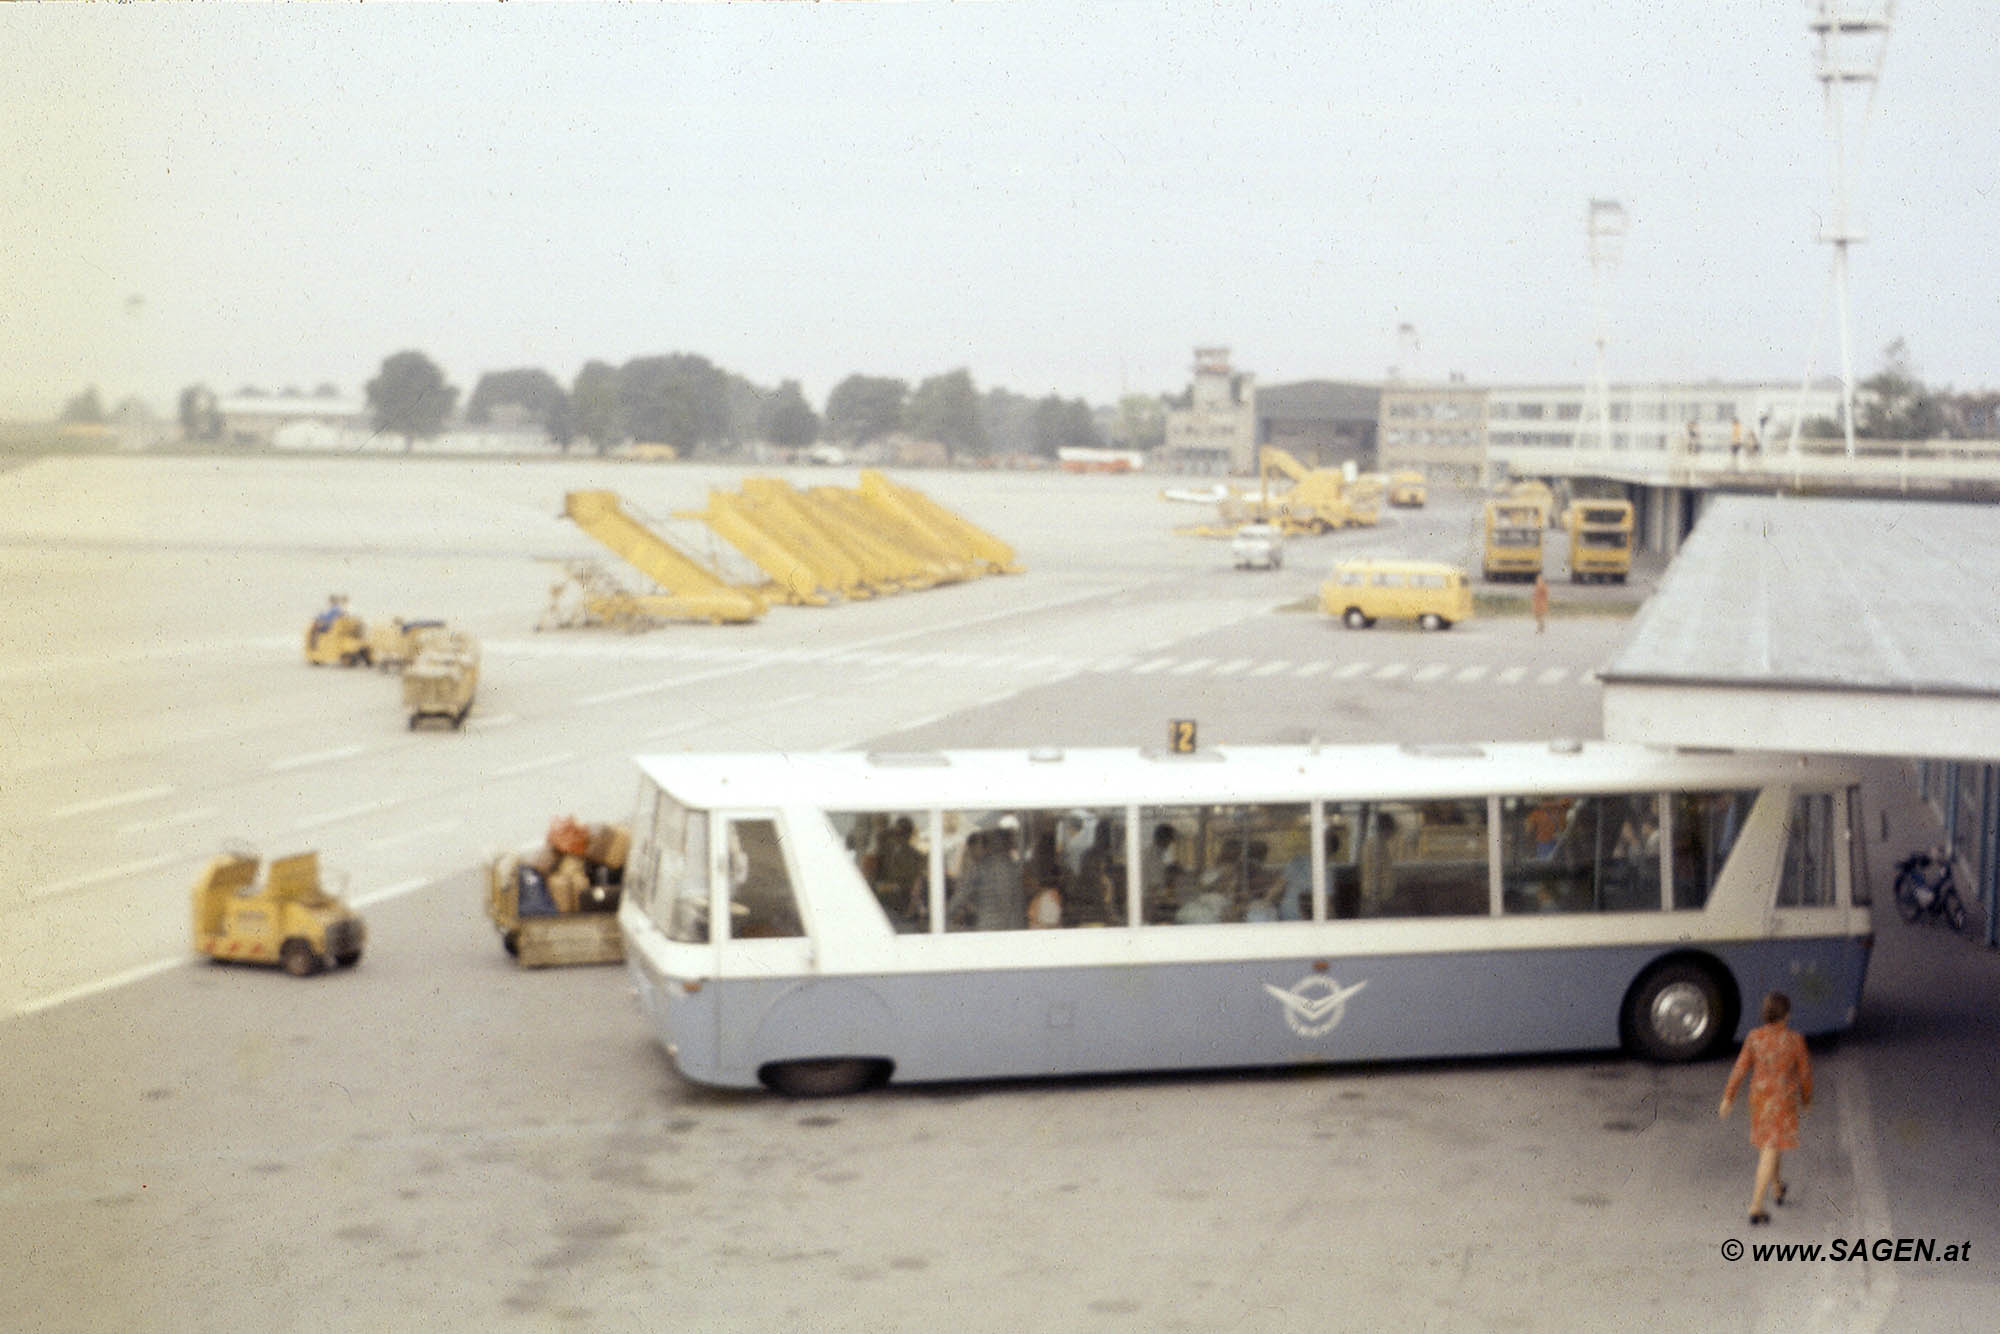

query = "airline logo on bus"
[1264,975,1369,1038]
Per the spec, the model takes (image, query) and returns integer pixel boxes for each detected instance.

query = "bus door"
[716,810,898,1072]
[714,813,812,972]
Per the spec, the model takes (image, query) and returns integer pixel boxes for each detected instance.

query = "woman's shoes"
[1774,1181,1787,1206]
[1749,1211,1771,1226]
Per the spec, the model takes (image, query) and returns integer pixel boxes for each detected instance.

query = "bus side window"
[1779,793,1835,907]
[655,801,709,945]
[1500,794,1660,913]
[1671,790,1757,910]
[1138,804,1305,925]
[726,818,804,940]
[835,811,930,934]
[1345,799,1487,918]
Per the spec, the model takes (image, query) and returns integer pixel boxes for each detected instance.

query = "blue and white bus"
[617,742,1872,1095]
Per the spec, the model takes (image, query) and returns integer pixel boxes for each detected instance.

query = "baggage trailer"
[403,631,479,729]
[486,818,629,967]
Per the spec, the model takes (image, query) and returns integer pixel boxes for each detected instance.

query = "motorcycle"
[1892,849,1969,934]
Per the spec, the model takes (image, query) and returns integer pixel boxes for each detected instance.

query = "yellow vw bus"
[1320,559,1474,631]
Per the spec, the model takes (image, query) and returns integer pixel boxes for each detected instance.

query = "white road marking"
[37,852,186,903]
[464,712,518,730]
[1293,661,1330,677]
[1250,660,1292,677]
[51,786,175,819]
[1455,665,1490,682]
[118,805,220,837]
[1330,662,1371,680]
[1131,658,1176,675]
[294,798,397,831]
[1536,667,1568,685]
[351,876,434,908]
[1089,655,1139,673]
[14,956,188,1019]
[1212,658,1255,676]
[1497,666,1528,684]
[1169,658,1216,675]
[269,743,369,773]
[364,820,462,852]
[1412,664,1449,683]
[490,750,577,780]
[576,679,680,705]
[1837,1058,1899,1330]
[1372,662,1408,680]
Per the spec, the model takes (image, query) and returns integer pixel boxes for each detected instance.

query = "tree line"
[166,350,1161,460]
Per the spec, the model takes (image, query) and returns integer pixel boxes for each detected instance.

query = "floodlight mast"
[1578,199,1628,454]
[1810,1,1893,458]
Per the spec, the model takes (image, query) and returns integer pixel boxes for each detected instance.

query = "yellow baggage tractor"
[192,848,365,976]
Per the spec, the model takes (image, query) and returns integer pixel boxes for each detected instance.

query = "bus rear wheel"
[758,1058,890,1098]
[1624,960,1726,1062]
[1418,613,1448,631]
[1342,608,1371,630]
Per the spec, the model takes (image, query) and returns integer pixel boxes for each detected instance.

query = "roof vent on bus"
[865,750,951,767]
[1398,743,1485,758]
[1548,738,1583,755]
[1028,747,1065,764]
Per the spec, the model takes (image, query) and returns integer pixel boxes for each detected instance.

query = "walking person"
[1719,992,1814,1226]
[1531,573,1549,634]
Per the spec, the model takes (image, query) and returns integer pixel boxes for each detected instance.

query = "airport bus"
[618,743,1872,1095]
[1481,498,1546,580]
[1564,498,1635,583]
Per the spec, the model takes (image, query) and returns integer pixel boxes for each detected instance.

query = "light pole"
[1578,198,1628,455]
[1809,1,1893,458]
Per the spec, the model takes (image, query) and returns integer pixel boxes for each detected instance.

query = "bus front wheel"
[1624,960,1726,1062]
[758,1058,890,1098]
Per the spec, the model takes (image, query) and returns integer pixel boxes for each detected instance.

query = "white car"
[1230,523,1284,570]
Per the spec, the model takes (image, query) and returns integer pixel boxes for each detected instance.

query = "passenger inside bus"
[1073,821,1121,925]
[947,822,1028,930]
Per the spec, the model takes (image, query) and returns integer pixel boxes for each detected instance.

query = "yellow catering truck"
[1564,499,1635,583]
[192,850,365,976]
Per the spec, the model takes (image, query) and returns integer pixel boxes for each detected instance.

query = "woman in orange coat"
[1718,992,1814,1225]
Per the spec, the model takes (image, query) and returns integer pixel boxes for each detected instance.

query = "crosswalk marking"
[488,637,1591,693]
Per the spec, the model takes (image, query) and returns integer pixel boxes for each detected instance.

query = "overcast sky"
[2,1,1992,420]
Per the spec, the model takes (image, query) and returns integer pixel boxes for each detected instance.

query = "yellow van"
[1388,470,1427,507]
[1320,559,1474,631]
